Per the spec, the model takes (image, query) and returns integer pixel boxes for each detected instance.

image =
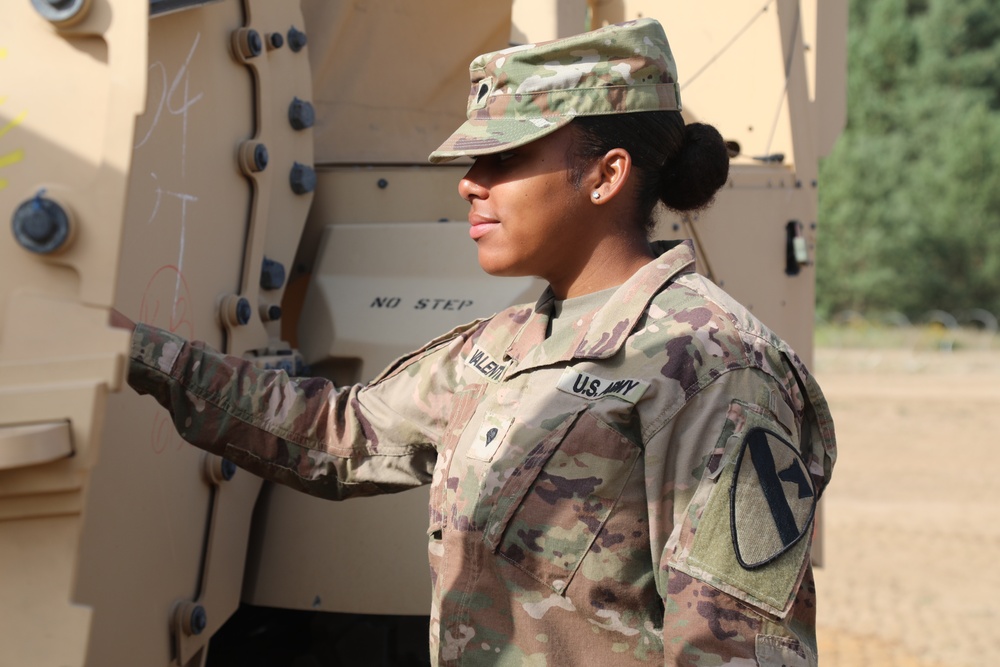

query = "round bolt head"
[269,33,284,49]
[288,98,316,131]
[267,305,283,321]
[20,210,57,244]
[377,178,389,189]
[31,0,88,23]
[235,298,252,326]
[289,163,316,195]
[220,459,237,481]
[189,605,207,635]
[254,144,269,171]
[12,196,71,254]
[287,27,308,52]
[247,30,263,56]
[260,258,286,290]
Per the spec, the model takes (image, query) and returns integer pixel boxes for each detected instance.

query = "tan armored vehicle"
[0,1,845,664]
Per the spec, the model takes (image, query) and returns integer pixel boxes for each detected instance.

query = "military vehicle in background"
[0,0,845,664]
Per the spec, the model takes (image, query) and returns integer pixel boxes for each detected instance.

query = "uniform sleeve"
[645,367,831,667]
[127,322,479,500]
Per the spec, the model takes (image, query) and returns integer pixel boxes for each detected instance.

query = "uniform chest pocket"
[483,409,642,595]
[429,384,486,531]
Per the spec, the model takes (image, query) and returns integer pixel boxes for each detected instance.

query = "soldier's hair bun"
[570,112,730,232]
[659,123,730,213]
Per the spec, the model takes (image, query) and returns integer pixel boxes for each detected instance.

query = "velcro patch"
[556,368,649,404]
[466,346,508,382]
[467,413,514,462]
[471,77,494,110]
[731,427,816,570]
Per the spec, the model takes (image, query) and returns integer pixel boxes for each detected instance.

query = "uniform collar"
[504,240,696,371]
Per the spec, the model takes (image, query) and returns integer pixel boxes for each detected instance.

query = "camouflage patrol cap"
[429,18,682,164]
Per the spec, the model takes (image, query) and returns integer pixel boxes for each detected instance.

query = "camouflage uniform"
[128,240,836,666]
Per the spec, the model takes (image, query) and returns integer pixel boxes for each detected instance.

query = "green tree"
[817,0,1000,322]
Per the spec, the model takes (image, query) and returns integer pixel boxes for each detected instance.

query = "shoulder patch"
[671,399,816,617]
[556,368,649,404]
[731,427,816,570]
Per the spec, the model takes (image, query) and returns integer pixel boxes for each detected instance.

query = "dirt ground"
[811,345,1000,666]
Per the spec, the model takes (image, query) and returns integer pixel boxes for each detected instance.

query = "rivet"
[188,605,207,635]
[287,27,307,52]
[174,601,208,637]
[239,141,269,174]
[290,163,316,195]
[235,298,252,325]
[288,98,315,131]
[221,459,237,481]
[11,193,73,254]
[260,257,286,290]
[31,0,89,25]
[233,28,263,59]
[260,304,283,322]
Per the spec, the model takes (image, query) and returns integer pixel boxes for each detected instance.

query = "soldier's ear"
[588,148,632,205]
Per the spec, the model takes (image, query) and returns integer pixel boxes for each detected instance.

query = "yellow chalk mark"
[0,46,24,192]
[0,149,24,170]
[0,110,27,140]
[0,148,24,190]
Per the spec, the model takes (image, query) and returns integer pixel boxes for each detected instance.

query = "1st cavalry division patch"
[730,427,817,570]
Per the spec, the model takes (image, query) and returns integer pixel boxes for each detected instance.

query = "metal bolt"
[12,194,72,254]
[31,0,88,23]
[233,28,263,59]
[247,30,262,56]
[269,32,284,49]
[377,179,389,189]
[203,454,238,485]
[288,98,315,131]
[239,142,269,175]
[267,305,282,321]
[260,257,286,290]
[188,605,207,635]
[254,144,269,171]
[287,27,307,52]
[289,163,316,195]
[235,298,252,325]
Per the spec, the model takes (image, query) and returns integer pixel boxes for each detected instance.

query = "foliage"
[816,0,1000,320]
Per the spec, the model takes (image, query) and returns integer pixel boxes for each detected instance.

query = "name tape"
[466,346,508,382]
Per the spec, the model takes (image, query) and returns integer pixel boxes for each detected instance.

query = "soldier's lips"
[469,214,500,240]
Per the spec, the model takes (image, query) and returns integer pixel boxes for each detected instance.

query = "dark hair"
[569,111,730,232]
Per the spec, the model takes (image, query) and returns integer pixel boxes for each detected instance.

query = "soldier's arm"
[126,321,481,500]
[647,367,823,666]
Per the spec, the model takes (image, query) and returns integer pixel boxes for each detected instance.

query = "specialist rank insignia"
[730,427,817,570]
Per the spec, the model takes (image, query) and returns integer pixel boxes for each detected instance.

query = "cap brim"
[428,115,574,164]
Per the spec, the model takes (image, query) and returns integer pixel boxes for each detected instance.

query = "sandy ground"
[811,346,1000,666]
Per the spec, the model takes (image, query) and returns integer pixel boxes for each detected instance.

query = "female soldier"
[119,18,835,667]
